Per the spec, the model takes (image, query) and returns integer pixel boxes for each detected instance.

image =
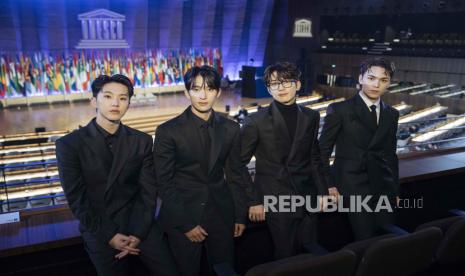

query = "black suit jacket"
[319,94,400,198]
[56,119,157,243]
[154,108,247,232]
[240,101,328,207]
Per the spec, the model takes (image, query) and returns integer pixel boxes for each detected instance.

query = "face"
[358,66,391,101]
[267,71,301,105]
[91,82,130,123]
[184,75,221,114]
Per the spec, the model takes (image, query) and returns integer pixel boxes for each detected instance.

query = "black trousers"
[166,205,235,276]
[265,213,318,260]
[82,222,179,276]
[347,195,396,241]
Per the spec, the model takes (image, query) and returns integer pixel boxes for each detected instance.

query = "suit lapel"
[105,125,130,193]
[80,119,113,174]
[354,94,377,135]
[208,112,226,174]
[368,101,393,149]
[287,105,309,164]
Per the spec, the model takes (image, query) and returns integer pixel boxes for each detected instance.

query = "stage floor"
[0,89,272,136]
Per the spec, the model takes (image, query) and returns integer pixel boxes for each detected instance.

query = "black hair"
[263,62,301,86]
[91,74,134,98]
[360,57,395,78]
[183,65,221,91]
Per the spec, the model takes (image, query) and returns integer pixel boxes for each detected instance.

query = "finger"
[115,250,129,259]
[198,226,208,236]
[122,246,141,254]
[197,234,206,241]
[191,233,202,242]
[250,213,257,222]
[249,213,254,221]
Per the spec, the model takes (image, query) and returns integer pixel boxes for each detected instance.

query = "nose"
[112,98,120,106]
[199,89,207,99]
[373,79,380,88]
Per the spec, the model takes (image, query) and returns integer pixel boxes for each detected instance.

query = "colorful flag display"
[0,48,222,98]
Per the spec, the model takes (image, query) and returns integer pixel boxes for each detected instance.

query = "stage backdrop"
[0,0,274,80]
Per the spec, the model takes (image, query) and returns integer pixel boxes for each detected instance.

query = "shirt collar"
[359,90,380,109]
[93,119,121,138]
[187,107,215,129]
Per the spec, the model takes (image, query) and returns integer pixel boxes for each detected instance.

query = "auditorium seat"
[351,227,442,276]
[343,234,396,265]
[415,216,465,275]
[244,250,357,276]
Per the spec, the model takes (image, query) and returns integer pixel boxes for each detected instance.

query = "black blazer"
[56,119,157,243]
[319,94,400,198]
[240,101,328,207]
[154,108,247,232]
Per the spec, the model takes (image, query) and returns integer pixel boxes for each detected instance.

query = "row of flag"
[0,48,222,98]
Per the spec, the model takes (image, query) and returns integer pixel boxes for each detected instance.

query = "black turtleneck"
[275,100,298,141]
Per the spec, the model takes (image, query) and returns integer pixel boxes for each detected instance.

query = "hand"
[328,187,340,202]
[249,204,265,222]
[185,225,208,243]
[319,195,337,212]
[115,235,141,259]
[108,233,131,251]
[234,223,246,237]
[396,196,400,207]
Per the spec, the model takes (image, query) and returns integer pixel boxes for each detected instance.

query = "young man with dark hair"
[154,65,247,275]
[56,74,178,276]
[319,57,400,240]
[241,62,329,259]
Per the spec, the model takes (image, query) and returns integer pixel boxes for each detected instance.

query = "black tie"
[370,105,378,127]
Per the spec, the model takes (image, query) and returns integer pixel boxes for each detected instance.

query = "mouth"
[109,110,120,114]
[198,102,208,106]
[278,93,288,97]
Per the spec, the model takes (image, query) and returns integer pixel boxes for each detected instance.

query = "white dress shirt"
[359,91,380,124]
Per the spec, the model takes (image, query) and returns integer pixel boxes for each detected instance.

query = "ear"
[358,74,363,84]
[216,89,222,99]
[184,90,191,100]
[296,80,302,91]
[90,97,97,108]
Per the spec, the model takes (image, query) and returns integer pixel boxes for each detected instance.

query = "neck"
[96,115,120,134]
[361,91,379,104]
[276,97,297,106]
[191,106,212,121]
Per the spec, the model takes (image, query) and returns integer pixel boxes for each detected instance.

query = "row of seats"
[243,213,465,276]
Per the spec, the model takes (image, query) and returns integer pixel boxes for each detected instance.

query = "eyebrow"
[367,74,389,79]
[102,91,129,96]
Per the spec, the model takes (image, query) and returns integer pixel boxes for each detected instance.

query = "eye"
[120,97,128,101]
[104,95,111,99]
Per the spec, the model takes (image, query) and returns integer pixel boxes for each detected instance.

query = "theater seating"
[245,250,357,276]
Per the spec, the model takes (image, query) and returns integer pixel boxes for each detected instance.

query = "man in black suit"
[154,66,247,276]
[319,57,400,240]
[56,74,178,276]
[241,62,329,259]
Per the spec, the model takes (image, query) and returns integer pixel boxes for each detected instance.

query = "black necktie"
[370,105,378,127]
